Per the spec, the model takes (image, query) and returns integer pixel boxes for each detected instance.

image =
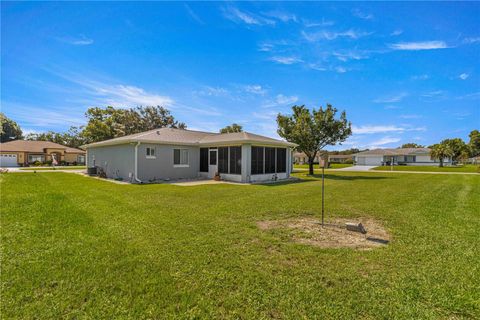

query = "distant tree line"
[0,106,185,148]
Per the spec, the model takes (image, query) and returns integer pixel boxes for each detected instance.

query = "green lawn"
[1,172,479,318]
[294,163,353,170]
[372,164,479,173]
[20,166,86,171]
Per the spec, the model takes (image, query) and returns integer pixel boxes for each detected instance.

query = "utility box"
[345,222,367,234]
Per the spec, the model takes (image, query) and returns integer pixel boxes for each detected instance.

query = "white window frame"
[173,149,189,167]
[146,147,156,159]
[28,154,45,163]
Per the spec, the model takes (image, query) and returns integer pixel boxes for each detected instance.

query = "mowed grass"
[372,164,479,173]
[294,163,352,170]
[20,166,86,171]
[1,172,479,319]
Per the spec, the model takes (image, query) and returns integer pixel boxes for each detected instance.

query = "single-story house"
[83,128,297,183]
[0,140,86,167]
[293,152,322,164]
[293,152,353,164]
[328,154,353,163]
[352,148,451,166]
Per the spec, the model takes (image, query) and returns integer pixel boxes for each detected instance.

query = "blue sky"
[2,1,479,149]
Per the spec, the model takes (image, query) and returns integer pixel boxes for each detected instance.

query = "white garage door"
[0,154,18,167]
[357,156,382,166]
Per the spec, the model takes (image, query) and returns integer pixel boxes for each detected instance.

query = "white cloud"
[269,56,303,65]
[58,35,94,46]
[222,6,275,26]
[463,37,480,44]
[411,74,429,80]
[94,84,173,107]
[303,18,335,28]
[262,94,299,108]
[244,84,266,95]
[352,9,373,20]
[333,51,368,61]
[456,92,480,100]
[195,86,229,97]
[335,66,348,73]
[421,90,446,98]
[263,11,297,23]
[352,125,425,134]
[390,29,403,36]
[368,136,401,148]
[302,29,371,42]
[399,114,422,119]
[258,43,274,52]
[184,4,204,24]
[308,63,327,71]
[384,105,400,110]
[275,94,298,105]
[389,41,449,51]
[373,93,408,103]
[459,73,469,80]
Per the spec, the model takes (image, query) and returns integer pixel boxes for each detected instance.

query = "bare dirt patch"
[258,217,390,250]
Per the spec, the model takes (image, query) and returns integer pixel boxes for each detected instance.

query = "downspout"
[134,142,143,183]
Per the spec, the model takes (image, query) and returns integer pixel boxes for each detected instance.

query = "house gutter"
[134,142,142,183]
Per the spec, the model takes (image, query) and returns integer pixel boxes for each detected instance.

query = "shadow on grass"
[306,174,392,181]
[257,178,312,187]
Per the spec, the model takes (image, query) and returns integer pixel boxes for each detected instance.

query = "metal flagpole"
[322,162,325,226]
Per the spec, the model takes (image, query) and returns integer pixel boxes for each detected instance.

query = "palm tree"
[430,143,454,167]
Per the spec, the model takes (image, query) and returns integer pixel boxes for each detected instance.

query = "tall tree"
[81,105,186,144]
[219,123,243,134]
[277,104,352,175]
[468,130,480,156]
[430,143,454,167]
[0,113,23,142]
[442,138,468,163]
[400,143,424,148]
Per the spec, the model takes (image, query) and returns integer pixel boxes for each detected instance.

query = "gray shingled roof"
[353,148,431,156]
[84,128,296,148]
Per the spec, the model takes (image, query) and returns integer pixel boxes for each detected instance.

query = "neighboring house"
[293,152,322,164]
[328,154,353,163]
[352,148,451,166]
[83,128,296,183]
[293,152,353,164]
[0,140,86,167]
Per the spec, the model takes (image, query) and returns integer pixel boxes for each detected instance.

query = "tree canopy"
[219,123,243,134]
[277,104,352,174]
[468,130,480,156]
[441,138,469,163]
[26,105,185,147]
[430,143,454,167]
[400,143,424,148]
[0,113,23,143]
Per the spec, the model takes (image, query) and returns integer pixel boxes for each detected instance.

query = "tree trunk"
[308,157,314,175]
[439,158,444,167]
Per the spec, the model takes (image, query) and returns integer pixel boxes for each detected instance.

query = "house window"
[276,148,287,173]
[200,148,208,172]
[77,155,86,164]
[28,154,45,163]
[265,147,276,174]
[251,147,287,175]
[405,155,415,162]
[251,146,264,175]
[146,147,156,158]
[229,146,242,175]
[174,149,188,166]
[218,147,229,174]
